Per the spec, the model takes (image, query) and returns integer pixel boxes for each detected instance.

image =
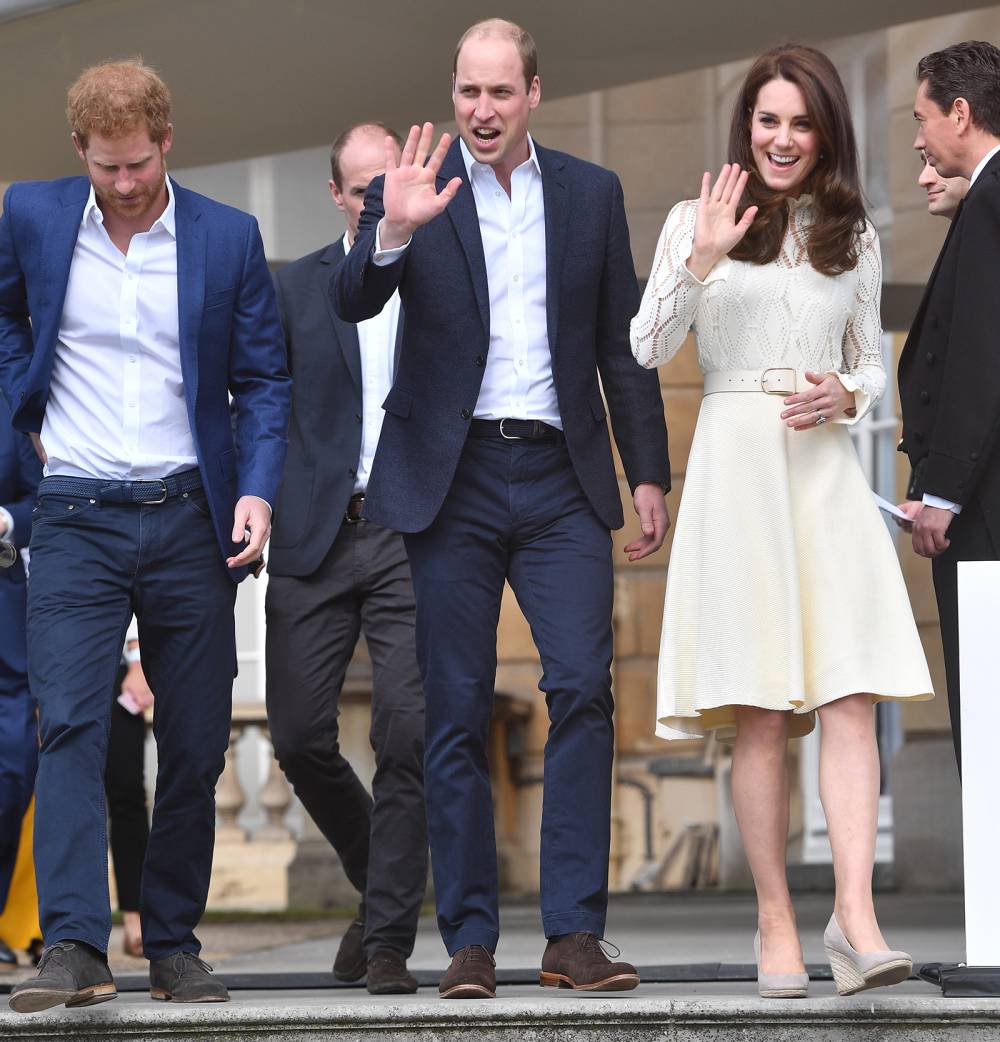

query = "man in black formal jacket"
[899,40,1000,771]
[333,19,670,998]
[265,123,425,995]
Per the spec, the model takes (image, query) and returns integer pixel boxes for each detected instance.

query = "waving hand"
[380,122,463,249]
[686,164,758,282]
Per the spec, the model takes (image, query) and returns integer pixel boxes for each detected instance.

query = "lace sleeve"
[630,200,732,368]
[834,222,886,424]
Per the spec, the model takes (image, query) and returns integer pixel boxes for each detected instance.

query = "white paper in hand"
[873,492,910,521]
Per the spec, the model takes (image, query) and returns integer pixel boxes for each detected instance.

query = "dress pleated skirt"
[655,390,934,741]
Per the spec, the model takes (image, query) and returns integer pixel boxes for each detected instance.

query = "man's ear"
[329,179,346,214]
[71,131,86,163]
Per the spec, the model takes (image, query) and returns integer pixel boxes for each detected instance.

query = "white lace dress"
[631,197,933,741]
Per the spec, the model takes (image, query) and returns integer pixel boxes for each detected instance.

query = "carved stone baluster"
[256,730,293,841]
[215,724,246,840]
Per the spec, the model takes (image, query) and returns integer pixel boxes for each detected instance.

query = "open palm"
[691,164,758,263]
[382,122,463,241]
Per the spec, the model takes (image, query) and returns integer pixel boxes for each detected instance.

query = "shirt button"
[129,356,137,363]
[495,190,502,198]
[461,408,472,420]
[513,274,520,282]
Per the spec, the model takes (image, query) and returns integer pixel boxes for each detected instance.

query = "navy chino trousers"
[404,436,616,955]
[0,670,37,913]
[27,481,236,959]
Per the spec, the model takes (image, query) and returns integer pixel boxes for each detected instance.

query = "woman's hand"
[686,164,758,282]
[780,371,855,430]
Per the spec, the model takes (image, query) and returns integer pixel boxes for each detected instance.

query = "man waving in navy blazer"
[334,19,670,999]
[0,60,290,1011]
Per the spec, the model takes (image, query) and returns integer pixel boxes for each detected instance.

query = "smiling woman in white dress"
[631,45,933,999]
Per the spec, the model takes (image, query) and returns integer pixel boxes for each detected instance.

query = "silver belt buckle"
[499,418,523,440]
[761,368,796,396]
[146,479,168,504]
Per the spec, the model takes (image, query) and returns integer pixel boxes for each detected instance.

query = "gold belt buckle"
[761,368,796,396]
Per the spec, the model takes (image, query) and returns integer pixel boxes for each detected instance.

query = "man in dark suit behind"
[333,19,670,998]
[899,40,1000,771]
[0,400,42,952]
[0,60,289,1011]
[265,123,426,995]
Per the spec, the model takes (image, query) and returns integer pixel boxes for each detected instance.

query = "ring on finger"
[815,411,827,426]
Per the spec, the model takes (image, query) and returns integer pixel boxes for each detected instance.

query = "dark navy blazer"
[0,176,291,581]
[269,239,402,577]
[332,139,669,533]
[0,396,42,679]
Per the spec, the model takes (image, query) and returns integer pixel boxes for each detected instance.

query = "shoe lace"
[577,933,621,959]
[176,953,214,976]
[36,941,77,970]
[461,944,496,966]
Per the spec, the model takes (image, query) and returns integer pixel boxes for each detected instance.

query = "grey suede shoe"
[8,941,116,1014]
[149,952,230,1002]
[754,931,808,998]
[824,915,912,996]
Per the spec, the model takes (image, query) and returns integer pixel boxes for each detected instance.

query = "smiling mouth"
[767,153,800,169]
[472,128,501,143]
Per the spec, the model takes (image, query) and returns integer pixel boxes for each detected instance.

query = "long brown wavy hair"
[728,45,867,276]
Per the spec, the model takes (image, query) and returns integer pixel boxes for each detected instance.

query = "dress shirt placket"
[118,230,149,460]
[508,166,530,416]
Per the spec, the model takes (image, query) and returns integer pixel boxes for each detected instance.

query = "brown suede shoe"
[540,932,640,991]
[438,945,496,999]
[333,916,366,982]
[366,948,418,995]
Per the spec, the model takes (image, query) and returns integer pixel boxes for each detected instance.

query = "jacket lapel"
[43,179,89,322]
[173,181,205,407]
[438,140,490,337]
[323,241,362,391]
[536,142,569,357]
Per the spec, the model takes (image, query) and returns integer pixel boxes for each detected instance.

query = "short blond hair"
[453,18,537,91]
[67,58,171,149]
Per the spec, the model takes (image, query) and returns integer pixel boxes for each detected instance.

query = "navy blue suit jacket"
[269,240,402,577]
[0,396,42,679]
[0,176,291,580]
[332,139,669,533]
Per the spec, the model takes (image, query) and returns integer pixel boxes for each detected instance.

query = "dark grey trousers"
[265,520,427,957]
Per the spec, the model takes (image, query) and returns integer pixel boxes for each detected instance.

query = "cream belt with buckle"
[702,367,806,397]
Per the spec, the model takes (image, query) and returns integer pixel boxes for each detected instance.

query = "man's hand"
[29,433,47,465]
[912,503,954,558]
[379,122,463,249]
[894,499,924,534]
[120,660,154,713]
[624,483,671,562]
[227,495,271,573]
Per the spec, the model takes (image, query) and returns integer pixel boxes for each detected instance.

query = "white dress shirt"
[42,176,198,480]
[345,233,400,493]
[374,135,560,426]
[921,144,1000,515]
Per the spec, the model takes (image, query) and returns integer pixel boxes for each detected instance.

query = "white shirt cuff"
[373,219,411,266]
[922,493,962,514]
[0,506,12,541]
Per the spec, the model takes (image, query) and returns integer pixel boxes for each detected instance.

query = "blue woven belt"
[38,467,204,505]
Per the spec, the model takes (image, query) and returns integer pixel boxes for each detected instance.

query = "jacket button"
[461,408,472,420]
[925,352,935,365]
[920,391,930,404]
[355,413,362,423]
[971,452,980,462]
[348,467,356,477]
[914,432,925,444]
[475,355,486,367]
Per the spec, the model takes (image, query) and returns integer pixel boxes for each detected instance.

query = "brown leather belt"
[345,493,366,524]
